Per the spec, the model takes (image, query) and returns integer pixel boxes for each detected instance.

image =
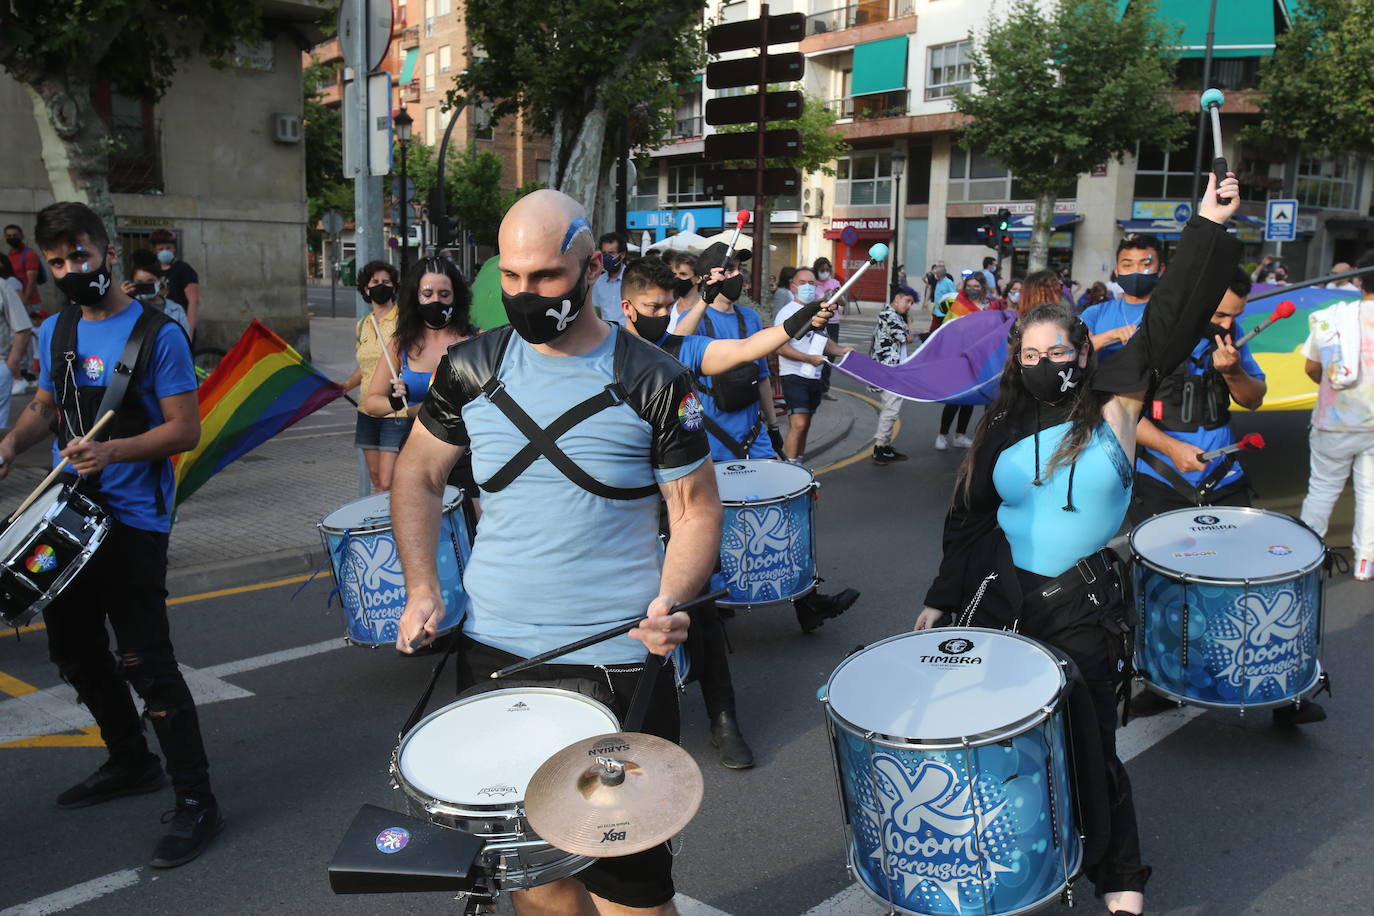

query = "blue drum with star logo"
[713,460,818,607]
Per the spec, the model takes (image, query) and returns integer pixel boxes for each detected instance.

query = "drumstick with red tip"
[1233,300,1296,348]
[1196,432,1265,463]
[722,209,750,266]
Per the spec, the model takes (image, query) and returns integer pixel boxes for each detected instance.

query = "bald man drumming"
[391,190,722,915]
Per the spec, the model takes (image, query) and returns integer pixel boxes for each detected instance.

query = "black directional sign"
[705,90,804,127]
[705,52,804,90]
[704,129,803,161]
[706,13,805,53]
[704,167,802,198]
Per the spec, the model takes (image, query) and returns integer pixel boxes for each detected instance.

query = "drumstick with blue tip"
[486,589,730,679]
[7,409,116,524]
[1200,89,1230,205]
[792,243,889,340]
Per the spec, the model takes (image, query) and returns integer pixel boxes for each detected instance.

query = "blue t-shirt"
[457,326,705,664]
[1082,297,1265,488]
[38,302,197,532]
[691,305,775,461]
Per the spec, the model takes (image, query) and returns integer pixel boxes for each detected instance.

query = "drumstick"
[793,243,889,340]
[8,410,116,524]
[487,589,730,679]
[1197,432,1264,463]
[371,314,407,412]
[1232,301,1296,348]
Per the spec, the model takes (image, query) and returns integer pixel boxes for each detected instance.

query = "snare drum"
[714,460,818,607]
[821,629,1080,916]
[319,487,471,646]
[0,483,110,627]
[391,687,620,891]
[1131,506,1326,710]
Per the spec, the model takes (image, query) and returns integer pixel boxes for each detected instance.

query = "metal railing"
[108,117,163,195]
[401,83,420,103]
[400,26,419,47]
[805,1,907,35]
[671,116,703,139]
[826,91,908,121]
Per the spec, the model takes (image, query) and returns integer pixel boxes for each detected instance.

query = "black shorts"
[458,637,680,909]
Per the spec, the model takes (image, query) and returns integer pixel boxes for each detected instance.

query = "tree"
[1249,0,1374,160]
[457,0,707,224]
[0,1,264,231]
[305,56,353,228]
[399,141,542,249]
[953,0,1188,270]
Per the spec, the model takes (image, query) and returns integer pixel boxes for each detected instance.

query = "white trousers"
[1299,427,1374,560]
[873,389,903,446]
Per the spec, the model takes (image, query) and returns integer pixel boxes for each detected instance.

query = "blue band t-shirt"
[690,305,775,460]
[38,302,197,532]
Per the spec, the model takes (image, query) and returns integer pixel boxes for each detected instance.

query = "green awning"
[1132,0,1277,58]
[851,35,908,96]
[398,47,419,84]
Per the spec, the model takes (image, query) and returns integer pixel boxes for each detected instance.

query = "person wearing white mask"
[775,266,851,462]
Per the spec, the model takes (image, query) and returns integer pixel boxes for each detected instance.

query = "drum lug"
[1061,884,1075,907]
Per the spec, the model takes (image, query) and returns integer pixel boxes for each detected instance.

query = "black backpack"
[695,309,760,412]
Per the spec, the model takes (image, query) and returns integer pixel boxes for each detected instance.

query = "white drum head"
[1131,507,1324,581]
[0,484,64,559]
[321,486,461,534]
[714,460,812,504]
[398,688,619,805]
[826,629,1063,746]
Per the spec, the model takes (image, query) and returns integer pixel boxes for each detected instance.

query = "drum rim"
[320,486,464,535]
[714,458,816,506]
[391,686,621,812]
[822,627,1067,750]
[1135,661,1325,710]
[1129,506,1326,584]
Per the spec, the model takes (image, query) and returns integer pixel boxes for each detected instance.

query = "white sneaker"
[10,380,25,396]
[953,434,974,448]
[1356,556,1374,581]
[934,434,949,451]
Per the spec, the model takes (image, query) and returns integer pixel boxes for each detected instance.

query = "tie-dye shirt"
[1302,299,1374,431]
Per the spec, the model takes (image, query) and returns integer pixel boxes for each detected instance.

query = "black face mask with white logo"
[1021,358,1083,404]
[417,298,455,329]
[57,255,113,307]
[501,262,588,344]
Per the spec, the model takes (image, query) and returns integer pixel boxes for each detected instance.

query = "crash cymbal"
[524,732,704,857]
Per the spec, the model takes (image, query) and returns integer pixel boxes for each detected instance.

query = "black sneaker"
[872,446,892,465]
[1272,700,1328,727]
[56,756,165,809]
[149,796,224,869]
[795,588,861,634]
[883,446,909,462]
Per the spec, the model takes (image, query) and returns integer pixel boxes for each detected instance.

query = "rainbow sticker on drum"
[25,544,58,574]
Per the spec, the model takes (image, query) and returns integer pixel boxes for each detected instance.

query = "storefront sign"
[1133,201,1193,222]
[627,207,724,235]
[829,217,890,231]
[980,201,1077,216]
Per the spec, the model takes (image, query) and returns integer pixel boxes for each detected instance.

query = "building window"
[439,106,452,130]
[96,85,162,195]
[672,89,702,139]
[1297,153,1360,211]
[439,45,451,72]
[836,150,893,206]
[667,163,710,204]
[946,147,1009,201]
[425,107,436,144]
[1133,136,1200,200]
[424,52,436,92]
[632,163,659,210]
[473,100,493,141]
[926,40,972,100]
[424,0,434,16]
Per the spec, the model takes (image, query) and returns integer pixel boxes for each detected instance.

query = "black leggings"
[940,403,973,435]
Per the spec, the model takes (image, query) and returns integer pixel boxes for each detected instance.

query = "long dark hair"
[956,304,1105,503]
[394,256,474,357]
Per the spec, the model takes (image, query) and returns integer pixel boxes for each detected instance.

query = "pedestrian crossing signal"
[996,208,1012,233]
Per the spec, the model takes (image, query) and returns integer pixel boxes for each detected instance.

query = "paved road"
[3,377,1372,915]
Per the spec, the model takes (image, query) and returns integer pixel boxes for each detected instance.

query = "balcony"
[826,90,909,121]
[401,82,420,103]
[806,1,911,35]
[400,26,419,48]
[670,116,703,140]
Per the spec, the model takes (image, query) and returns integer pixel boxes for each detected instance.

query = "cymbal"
[524,732,704,858]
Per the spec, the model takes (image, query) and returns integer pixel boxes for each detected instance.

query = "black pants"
[1126,472,1250,528]
[940,403,973,435]
[44,521,212,800]
[1014,570,1150,897]
[693,603,737,719]
[458,638,679,909]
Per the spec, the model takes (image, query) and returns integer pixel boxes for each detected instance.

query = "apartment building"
[641,0,1373,300]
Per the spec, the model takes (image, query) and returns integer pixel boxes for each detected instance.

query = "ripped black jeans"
[44,521,212,800]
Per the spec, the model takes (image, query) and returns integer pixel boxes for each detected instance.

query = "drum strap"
[399,636,460,738]
[621,651,660,733]
[1138,449,1241,504]
[699,413,762,460]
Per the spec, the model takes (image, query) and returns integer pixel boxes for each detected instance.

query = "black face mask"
[4,237,21,250]
[1117,272,1160,298]
[1021,358,1083,405]
[1204,321,1232,344]
[57,255,113,307]
[501,264,588,344]
[631,309,671,343]
[718,275,744,302]
[417,298,455,329]
[672,277,694,300]
[365,283,395,305]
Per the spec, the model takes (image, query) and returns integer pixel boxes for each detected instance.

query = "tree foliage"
[457,0,707,216]
[401,141,542,249]
[1250,0,1374,155]
[718,87,850,175]
[954,0,1188,268]
[305,56,352,227]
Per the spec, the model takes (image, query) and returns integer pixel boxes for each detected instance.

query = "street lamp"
[889,147,907,298]
[395,107,414,279]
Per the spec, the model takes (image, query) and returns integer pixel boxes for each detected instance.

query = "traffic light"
[978,217,998,250]
[996,208,1012,233]
[1000,232,1013,249]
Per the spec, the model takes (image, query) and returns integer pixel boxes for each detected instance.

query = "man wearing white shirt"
[774,266,851,462]
[666,251,709,335]
[590,231,629,326]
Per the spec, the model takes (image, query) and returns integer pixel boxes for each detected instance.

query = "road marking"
[203,637,343,678]
[0,868,140,915]
[675,894,732,916]
[814,387,894,476]
[0,670,38,697]
[168,569,331,606]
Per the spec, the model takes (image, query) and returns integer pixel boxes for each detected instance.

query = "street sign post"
[704,129,802,161]
[321,210,345,318]
[1265,198,1298,243]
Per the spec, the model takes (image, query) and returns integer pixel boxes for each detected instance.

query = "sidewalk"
[0,317,858,596]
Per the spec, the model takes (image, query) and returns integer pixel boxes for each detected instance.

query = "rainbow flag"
[172,320,344,506]
[1242,283,1358,412]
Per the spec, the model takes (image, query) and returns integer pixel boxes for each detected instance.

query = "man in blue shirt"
[392,190,721,915]
[0,203,217,868]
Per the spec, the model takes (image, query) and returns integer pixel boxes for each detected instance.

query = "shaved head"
[498,188,599,298]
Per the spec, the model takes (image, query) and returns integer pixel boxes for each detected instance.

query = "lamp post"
[395,107,414,278]
[889,147,907,299]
